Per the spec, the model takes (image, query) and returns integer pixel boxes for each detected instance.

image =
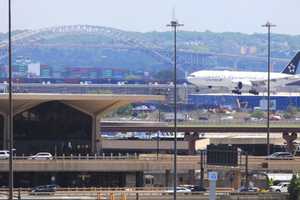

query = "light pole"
[262,22,276,158]
[8,0,14,199]
[167,20,183,200]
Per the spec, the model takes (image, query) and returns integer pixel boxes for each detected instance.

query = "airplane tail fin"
[281,52,300,75]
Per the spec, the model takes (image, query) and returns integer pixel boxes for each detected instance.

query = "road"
[0,190,287,200]
[0,155,298,172]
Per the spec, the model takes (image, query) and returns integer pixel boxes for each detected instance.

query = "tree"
[284,105,298,119]
[116,104,133,116]
[153,70,173,82]
[288,174,300,200]
[266,177,274,187]
[250,110,264,119]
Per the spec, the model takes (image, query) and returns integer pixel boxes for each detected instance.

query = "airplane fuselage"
[187,70,293,89]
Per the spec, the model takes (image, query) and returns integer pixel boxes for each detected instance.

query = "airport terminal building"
[0,93,170,187]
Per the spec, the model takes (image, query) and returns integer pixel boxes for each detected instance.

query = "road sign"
[207,145,238,166]
[208,171,218,181]
[209,171,218,200]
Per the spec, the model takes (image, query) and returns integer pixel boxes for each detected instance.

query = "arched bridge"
[0,25,288,70]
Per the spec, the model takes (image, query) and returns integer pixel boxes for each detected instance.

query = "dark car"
[183,185,206,192]
[31,184,57,195]
[238,186,259,192]
[190,185,206,192]
[198,116,208,121]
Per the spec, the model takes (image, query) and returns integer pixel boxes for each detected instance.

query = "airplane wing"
[250,80,265,87]
[251,76,300,88]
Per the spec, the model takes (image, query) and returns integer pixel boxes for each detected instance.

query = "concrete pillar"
[184,132,198,155]
[165,169,170,187]
[233,169,241,190]
[2,114,8,150]
[135,171,144,187]
[92,115,101,154]
[91,115,96,154]
[188,169,195,185]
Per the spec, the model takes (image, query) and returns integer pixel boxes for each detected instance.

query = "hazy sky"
[0,0,299,34]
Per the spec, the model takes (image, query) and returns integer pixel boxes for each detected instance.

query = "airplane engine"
[237,82,243,89]
[232,82,243,95]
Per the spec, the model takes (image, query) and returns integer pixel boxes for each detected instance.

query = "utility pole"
[245,152,249,189]
[8,0,14,199]
[262,22,276,159]
[200,150,204,188]
[167,20,183,200]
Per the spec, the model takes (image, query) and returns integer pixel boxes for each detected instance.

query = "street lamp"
[167,20,183,200]
[8,0,14,199]
[262,22,276,158]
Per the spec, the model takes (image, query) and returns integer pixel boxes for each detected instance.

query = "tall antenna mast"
[172,6,177,21]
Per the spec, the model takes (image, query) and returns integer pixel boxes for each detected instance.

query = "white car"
[165,187,191,193]
[28,152,53,160]
[0,150,9,160]
[269,182,290,192]
[266,152,294,160]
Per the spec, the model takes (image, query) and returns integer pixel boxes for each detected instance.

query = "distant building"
[101,67,128,79]
[188,93,300,111]
[40,64,52,78]
[13,63,27,78]
[240,46,257,55]
[0,65,7,78]
[64,67,128,80]
[11,56,47,78]
[27,63,40,77]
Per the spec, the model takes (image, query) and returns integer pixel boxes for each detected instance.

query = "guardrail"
[10,153,140,161]
[0,186,234,192]
[4,154,202,161]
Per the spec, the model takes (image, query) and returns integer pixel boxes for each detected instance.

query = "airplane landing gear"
[232,89,241,95]
[249,89,259,95]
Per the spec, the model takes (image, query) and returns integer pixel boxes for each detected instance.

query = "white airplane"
[187,52,300,95]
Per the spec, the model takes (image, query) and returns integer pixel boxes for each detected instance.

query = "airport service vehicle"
[187,52,300,95]
[0,150,9,160]
[269,182,290,192]
[28,152,53,160]
[265,152,294,160]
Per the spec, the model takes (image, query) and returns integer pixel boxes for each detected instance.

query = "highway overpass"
[0,155,298,172]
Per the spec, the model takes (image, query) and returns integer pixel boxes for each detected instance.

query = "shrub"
[250,110,264,119]
[288,174,300,200]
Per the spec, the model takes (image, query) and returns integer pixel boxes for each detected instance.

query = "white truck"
[269,182,290,192]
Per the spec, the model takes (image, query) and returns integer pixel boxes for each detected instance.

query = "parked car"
[198,116,208,121]
[28,152,53,160]
[270,115,281,121]
[185,185,206,192]
[265,152,294,160]
[269,182,290,192]
[31,184,57,195]
[238,186,259,192]
[220,116,233,120]
[0,150,10,160]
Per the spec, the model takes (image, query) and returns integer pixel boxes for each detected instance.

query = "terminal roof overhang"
[0,93,165,116]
